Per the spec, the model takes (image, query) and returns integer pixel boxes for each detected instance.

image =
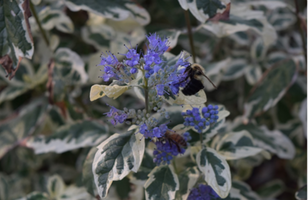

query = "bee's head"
[191,63,217,89]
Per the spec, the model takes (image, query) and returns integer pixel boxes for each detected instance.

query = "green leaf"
[63,0,150,25]
[26,120,108,154]
[39,7,74,33]
[176,167,199,200]
[296,185,307,200]
[233,122,295,159]
[92,131,144,198]
[196,147,231,198]
[0,98,47,158]
[144,165,179,200]
[16,192,49,200]
[256,180,285,199]
[178,0,228,22]
[214,130,267,160]
[244,59,298,118]
[0,0,34,73]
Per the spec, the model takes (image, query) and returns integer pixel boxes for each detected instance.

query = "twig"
[184,10,196,63]
[29,1,49,46]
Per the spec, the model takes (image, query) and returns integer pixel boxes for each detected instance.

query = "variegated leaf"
[196,147,231,198]
[176,167,200,200]
[82,147,98,196]
[233,123,295,159]
[0,98,47,159]
[63,0,150,25]
[164,90,207,105]
[92,131,144,198]
[16,192,49,200]
[144,165,179,200]
[256,180,285,199]
[222,59,247,81]
[0,0,34,76]
[47,175,65,199]
[26,121,108,154]
[244,59,298,118]
[156,29,181,49]
[226,180,261,200]
[178,0,230,22]
[89,84,129,101]
[295,185,307,200]
[244,64,262,86]
[39,7,74,33]
[214,130,267,160]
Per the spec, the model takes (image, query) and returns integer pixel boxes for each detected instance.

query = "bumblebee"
[182,63,216,96]
[164,130,187,153]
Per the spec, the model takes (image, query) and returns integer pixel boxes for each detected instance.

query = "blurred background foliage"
[0,0,306,199]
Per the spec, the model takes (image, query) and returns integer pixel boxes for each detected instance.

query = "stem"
[294,0,307,65]
[184,10,196,63]
[200,132,203,147]
[143,71,149,113]
[30,1,49,46]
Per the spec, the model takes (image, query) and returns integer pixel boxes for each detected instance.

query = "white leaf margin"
[196,147,231,198]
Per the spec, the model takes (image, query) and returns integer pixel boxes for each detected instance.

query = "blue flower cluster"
[139,123,168,139]
[153,132,191,165]
[105,106,128,126]
[187,184,220,200]
[182,105,219,133]
[99,33,192,96]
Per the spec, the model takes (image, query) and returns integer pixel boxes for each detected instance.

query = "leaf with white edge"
[63,0,150,25]
[157,29,181,49]
[47,175,65,199]
[268,8,296,31]
[222,59,247,81]
[0,60,47,104]
[244,59,298,118]
[233,123,295,159]
[244,64,262,86]
[0,0,34,76]
[256,180,285,199]
[173,90,207,105]
[295,185,307,200]
[54,48,87,86]
[16,192,49,200]
[298,98,307,136]
[214,130,267,160]
[196,147,231,198]
[39,7,74,33]
[202,57,231,91]
[90,84,129,101]
[176,167,200,200]
[59,185,95,200]
[201,3,277,47]
[81,24,114,50]
[226,180,261,200]
[26,121,108,154]
[250,38,267,61]
[144,165,179,200]
[0,98,47,159]
[266,52,288,68]
[178,0,229,22]
[92,131,145,198]
[277,119,305,147]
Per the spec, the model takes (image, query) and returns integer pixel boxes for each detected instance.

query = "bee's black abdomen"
[182,78,204,95]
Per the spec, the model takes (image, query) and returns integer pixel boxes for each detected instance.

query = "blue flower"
[139,123,166,139]
[105,106,128,126]
[187,184,220,200]
[182,105,219,133]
